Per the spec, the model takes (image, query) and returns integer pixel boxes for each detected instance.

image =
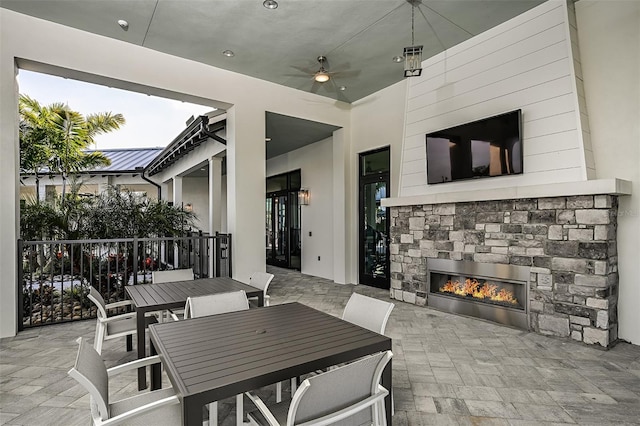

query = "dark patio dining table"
[125,276,264,390]
[148,302,393,426]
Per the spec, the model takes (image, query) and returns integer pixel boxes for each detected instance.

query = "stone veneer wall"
[389,195,619,348]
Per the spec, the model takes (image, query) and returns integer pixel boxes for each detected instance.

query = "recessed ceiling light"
[222,50,235,57]
[339,86,346,91]
[117,19,129,31]
[263,0,278,9]
[392,55,404,63]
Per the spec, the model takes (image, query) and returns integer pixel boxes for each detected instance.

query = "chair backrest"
[152,268,194,284]
[249,272,274,294]
[288,350,392,426]
[68,337,110,421]
[184,290,249,319]
[87,287,107,319]
[342,293,394,335]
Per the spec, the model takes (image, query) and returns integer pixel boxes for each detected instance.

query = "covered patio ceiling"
[1,0,546,103]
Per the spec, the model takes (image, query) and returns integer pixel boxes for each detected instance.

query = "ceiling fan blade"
[310,81,322,94]
[290,65,318,75]
[331,69,361,78]
[283,73,315,78]
[325,80,337,93]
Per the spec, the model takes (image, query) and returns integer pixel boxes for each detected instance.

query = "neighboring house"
[1,2,639,347]
[20,147,163,201]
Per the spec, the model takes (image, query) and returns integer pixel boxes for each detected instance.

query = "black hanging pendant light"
[403,0,423,77]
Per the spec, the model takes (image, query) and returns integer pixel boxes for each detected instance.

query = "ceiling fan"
[313,56,331,83]
[288,56,360,102]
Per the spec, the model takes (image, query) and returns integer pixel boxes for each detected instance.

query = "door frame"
[358,147,390,289]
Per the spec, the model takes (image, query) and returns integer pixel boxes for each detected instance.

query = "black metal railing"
[17,233,232,330]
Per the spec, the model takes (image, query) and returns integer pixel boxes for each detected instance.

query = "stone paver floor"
[1,266,639,425]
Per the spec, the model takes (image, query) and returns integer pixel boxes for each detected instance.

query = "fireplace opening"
[427,258,530,329]
[430,273,525,311]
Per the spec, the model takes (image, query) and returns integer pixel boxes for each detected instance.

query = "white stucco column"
[332,128,351,284]
[226,104,265,283]
[36,179,46,201]
[160,181,170,201]
[0,44,19,338]
[209,156,223,234]
[98,176,112,193]
[172,176,183,207]
[172,176,183,268]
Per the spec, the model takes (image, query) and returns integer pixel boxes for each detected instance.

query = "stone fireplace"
[389,194,619,348]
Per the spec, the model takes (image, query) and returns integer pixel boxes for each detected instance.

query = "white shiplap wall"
[399,0,590,197]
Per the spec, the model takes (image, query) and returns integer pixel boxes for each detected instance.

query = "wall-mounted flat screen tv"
[425,109,522,184]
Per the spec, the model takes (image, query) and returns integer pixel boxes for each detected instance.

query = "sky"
[17,70,214,150]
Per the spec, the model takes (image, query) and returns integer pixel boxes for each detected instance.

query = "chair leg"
[236,394,243,426]
[126,334,133,352]
[290,377,297,395]
[95,325,104,354]
[276,382,282,403]
[207,401,217,426]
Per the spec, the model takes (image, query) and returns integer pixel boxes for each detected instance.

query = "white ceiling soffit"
[1,0,546,103]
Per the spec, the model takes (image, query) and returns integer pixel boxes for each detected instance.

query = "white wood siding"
[399,0,590,196]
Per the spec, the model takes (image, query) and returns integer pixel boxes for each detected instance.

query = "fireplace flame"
[439,278,518,305]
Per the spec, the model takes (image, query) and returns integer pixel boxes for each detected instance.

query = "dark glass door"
[266,170,301,270]
[359,148,390,289]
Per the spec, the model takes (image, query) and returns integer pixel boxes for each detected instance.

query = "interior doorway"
[358,147,390,289]
[266,170,301,270]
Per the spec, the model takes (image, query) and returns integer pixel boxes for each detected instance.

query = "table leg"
[382,357,392,425]
[150,340,161,391]
[258,293,265,307]
[183,396,203,426]
[136,310,147,390]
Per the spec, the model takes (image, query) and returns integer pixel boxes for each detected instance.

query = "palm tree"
[19,95,126,198]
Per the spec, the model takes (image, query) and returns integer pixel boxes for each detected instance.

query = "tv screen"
[425,110,522,184]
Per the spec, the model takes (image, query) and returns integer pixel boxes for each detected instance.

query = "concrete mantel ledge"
[382,178,632,207]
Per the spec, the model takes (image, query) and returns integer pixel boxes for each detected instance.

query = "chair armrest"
[105,299,134,310]
[97,312,136,324]
[107,355,162,377]
[245,391,280,426]
[101,395,180,426]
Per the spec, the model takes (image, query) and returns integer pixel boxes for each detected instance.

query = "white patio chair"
[342,292,395,335]
[68,337,181,426]
[87,287,138,355]
[341,292,396,414]
[176,290,250,426]
[151,267,195,283]
[246,350,393,426]
[248,272,275,307]
[152,268,194,321]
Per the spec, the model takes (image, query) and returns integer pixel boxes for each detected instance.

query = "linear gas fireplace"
[427,259,530,329]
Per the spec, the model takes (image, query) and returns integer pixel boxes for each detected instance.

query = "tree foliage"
[19,94,126,198]
[20,185,196,241]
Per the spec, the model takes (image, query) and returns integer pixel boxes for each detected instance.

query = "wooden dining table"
[148,302,393,426]
[125,277,264,390]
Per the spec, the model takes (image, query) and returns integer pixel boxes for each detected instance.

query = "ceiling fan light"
[314,72,330,83]
[263,0,278,9]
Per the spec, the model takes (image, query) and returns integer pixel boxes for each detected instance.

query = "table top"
[149,302,391,402]
[125,277,262,312]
